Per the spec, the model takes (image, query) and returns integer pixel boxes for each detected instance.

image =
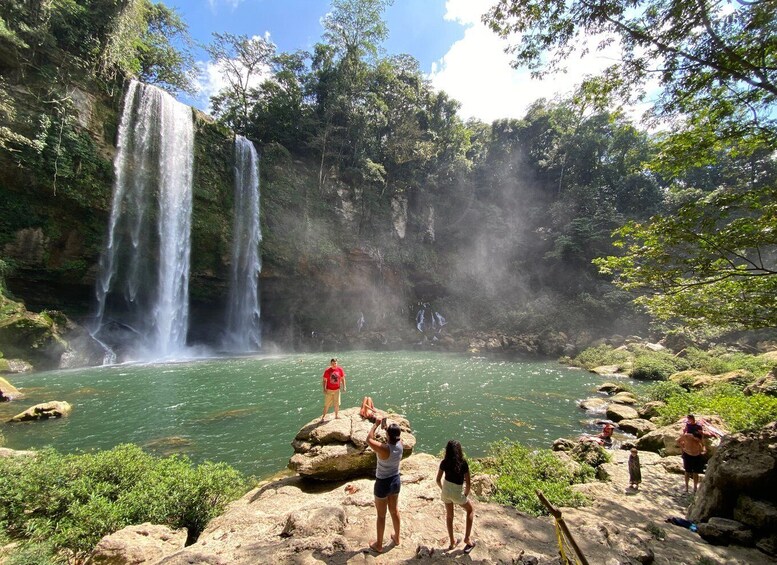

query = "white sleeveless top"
[375,441,403,479]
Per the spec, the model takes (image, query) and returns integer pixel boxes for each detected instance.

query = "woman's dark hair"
[443,440,465,475]
[387,423,401,444]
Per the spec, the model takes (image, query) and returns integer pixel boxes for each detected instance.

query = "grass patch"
[472,441,592,516]
[0,444,249,562]
[565,344,632,369]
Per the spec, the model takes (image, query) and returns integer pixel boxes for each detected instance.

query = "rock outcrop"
[288,407,416,480]
[116,451,775,564]
[8,400,72,422]
[688,421,777,555]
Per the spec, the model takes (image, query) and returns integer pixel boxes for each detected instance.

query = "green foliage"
[641,380,687,402]
[476,441,590,516]
[596,183,777,331]
[0,444,248,559]
[656,385,777,432]
[630,351,685,381]
[567,344,631,370]
[681,347,772,378]
[3,541,62,565]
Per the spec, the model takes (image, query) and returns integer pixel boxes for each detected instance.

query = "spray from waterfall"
[91,80,194,362]
[223,135,262,352]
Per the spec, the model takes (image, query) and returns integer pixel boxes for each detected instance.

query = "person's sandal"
[463,542,476,554]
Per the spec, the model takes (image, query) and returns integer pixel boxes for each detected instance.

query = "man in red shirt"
[321,358,346,421]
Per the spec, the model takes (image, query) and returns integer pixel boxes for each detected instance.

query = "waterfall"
[222,135,262,352]
[92,80,194,361]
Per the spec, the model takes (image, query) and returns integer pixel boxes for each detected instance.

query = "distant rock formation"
[288,407,416,480]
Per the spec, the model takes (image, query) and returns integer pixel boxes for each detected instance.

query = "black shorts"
[682,452,705,474]
[374,474,401,498]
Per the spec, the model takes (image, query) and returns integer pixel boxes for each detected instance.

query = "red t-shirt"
[323,367,344,390]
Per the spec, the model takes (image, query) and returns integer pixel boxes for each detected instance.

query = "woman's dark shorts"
[374,474,401,498]
[682,452,706,474]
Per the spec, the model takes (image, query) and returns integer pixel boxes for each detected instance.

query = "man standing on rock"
[321,358,346,421]
[678,430,706,493]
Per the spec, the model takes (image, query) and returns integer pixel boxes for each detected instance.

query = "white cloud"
[190,34,274,114]
[207,0,244,12]
[430,0,629,123]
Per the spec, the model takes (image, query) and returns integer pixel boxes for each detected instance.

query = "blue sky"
[171,0,630,123]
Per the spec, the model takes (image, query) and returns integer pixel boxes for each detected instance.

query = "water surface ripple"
[0,351,633,477]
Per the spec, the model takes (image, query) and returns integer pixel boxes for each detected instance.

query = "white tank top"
[375,441,403,479]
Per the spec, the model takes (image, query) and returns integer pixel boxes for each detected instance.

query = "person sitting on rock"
[598,422,615,446]
[360,396,378,421]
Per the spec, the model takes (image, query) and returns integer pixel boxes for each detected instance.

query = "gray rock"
[281,507,346,538]
[85,523,186,565]
[688,422,777,524]
[697,517,754,546]
[756,534,777,557]
[733,496,777,532]
[617,419,657,438]
[610,392,638,405]
[606,403,639,422]
[598,382,628,393]
[638,401,665,420]
[288,407,416,480]
[579,397,607,412]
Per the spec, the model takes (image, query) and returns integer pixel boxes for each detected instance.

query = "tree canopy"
[486,0,777,331]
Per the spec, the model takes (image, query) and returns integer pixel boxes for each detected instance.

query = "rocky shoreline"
[84,447,776,564]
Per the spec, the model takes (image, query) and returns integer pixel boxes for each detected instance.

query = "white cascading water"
[223,135,262,352]
[92,80,194,361]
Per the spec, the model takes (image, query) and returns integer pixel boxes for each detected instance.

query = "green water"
[0,351,625,477]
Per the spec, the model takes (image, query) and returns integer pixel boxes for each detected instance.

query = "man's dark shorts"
[374,474,401,498]
[682,452,705,474]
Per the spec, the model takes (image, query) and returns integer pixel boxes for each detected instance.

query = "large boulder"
[85,523,187,565]
[606,403,639,422]
[288,407,416,480]
[617,418,657,438]
[8,401,72,422]
[688,422,777,525]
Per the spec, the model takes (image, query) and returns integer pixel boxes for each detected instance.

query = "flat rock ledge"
[288,407,416,480]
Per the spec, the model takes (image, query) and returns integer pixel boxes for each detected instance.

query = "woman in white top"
[367,417,402,553]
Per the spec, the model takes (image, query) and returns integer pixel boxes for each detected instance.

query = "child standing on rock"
[629,447,642,491]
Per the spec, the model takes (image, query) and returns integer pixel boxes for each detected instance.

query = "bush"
[656,385,777,432]
[681,347,771,377]
[630,351,683,380]
[567,344,632,370]
[642,380,687,402]
[474,442,590,516]
[0,444,249,559]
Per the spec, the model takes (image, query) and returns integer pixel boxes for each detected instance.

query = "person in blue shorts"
[367,417,402,553]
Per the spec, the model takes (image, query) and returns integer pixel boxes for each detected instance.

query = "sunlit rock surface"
[8,400,72,422]
[85,523,187,565]
[288,407,415,480]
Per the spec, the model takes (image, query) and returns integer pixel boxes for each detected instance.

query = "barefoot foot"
[369,541,383,553]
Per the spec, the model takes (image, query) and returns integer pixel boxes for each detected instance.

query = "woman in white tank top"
[366,417,403,553]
